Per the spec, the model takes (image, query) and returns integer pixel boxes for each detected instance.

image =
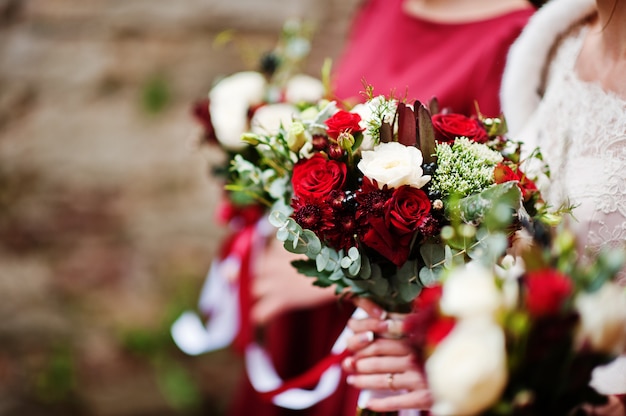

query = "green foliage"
[35,345,77,404]
[141,75,171,114]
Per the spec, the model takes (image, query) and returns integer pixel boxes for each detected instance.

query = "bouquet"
[229,86,551,312]
[404,215,626,415]
[173,19,326,354]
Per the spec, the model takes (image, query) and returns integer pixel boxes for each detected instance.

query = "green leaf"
[348,260,361,276]
[448,181,522,225]
[292,259,335,287]
[360,255,372,279]
[420,243,446,268]
[276,226,289,242]
[419,265,442,287]
[316,249,330,272]
[268,210,289,228]
[302,230,322,255]
[340,256,353,269]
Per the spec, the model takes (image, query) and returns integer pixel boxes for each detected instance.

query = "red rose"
[525,269,573,317]
[432,113,489,144]
[291,154,347,201]
[387,186,432,234]
[360,216,413,266]
[494,163,541,202]
[325,110,364,139]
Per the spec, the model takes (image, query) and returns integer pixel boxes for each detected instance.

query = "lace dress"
[520,23,626,395]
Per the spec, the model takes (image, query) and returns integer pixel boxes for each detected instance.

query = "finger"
[353,354,414,375]
[345,331,375,352]
[366,389,433,412]
[347,317,388,334]
[251,297,285,325]
[353,338,414,359]
[353,298,388,320]
[346,370,427,392]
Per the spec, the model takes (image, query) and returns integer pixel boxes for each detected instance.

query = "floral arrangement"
[228,87,553,310]
[404,216,626,415]
[191,19,324,209]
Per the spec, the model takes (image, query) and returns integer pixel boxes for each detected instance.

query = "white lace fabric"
[521,24,626,283]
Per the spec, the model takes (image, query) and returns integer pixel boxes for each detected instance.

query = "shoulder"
[500,0,596,135]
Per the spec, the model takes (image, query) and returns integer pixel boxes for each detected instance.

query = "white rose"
[209,71,267,150]
[575,282,626,355]
[426,319,508,416]
[357,142,430,189]
[284,74,324,104]
[250,103,297,136]
[440,262,504,319]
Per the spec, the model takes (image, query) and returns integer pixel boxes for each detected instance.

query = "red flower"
[325,206,359,251]
[357,185,431,265]
[525,269,573,317]
[192,99,218,145]
[405,286,456,359]
[360,216,413,266]
[291,199,334,238]
[432,113,489,144]
[291,154,347,202]
[387,186,432,234]
[325,110,364,139]
[494,163,541,202]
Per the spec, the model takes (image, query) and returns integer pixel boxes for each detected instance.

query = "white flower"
[357,142,430,189]
[284,74,324,104]
[351,95,397,150]
[209,71,267,150]
[575,282,626,355]
[440,262,504,319]
[250,103,297,136]
[426,319,508,415]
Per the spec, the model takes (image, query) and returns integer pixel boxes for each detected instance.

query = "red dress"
[333,0,535,116]
[227,2,533,416]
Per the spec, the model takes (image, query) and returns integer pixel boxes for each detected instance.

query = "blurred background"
[0,0,360,415]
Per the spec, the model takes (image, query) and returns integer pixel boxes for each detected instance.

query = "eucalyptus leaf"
[360,255,372,279]
[340,256,353,269]
[420,243,446,268]
[276,226,290,242]
[419,265,442,287]
[302,230,322,255]
[348,260,361,276]
[316,249,330,272]
[329,268,346,282]
[348,246,360,261]
[269,210,289,228]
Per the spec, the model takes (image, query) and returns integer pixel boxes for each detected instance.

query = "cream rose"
[209,71,267,150]
[250,103,297,136]
[357,141,430,189]
[440,262,504,319]
[426,319,508,416]
[284,74,325,104]
[575,282,626,355]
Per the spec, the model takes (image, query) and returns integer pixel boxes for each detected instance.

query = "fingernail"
[379,309,388,320]
[343,356,356,372]
[346,375,355,385]
[360,331,374,343]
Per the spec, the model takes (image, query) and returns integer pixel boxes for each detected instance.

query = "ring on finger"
[386,373,396,391]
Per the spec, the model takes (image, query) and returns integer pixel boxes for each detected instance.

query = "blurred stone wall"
[0,0,360,415]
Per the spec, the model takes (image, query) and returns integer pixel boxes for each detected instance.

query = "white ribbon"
[170,258,241,355]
